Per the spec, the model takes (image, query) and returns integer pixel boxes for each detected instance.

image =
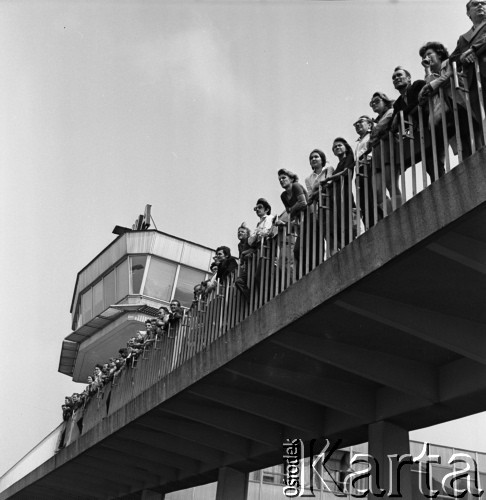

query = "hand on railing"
[418,83,433,105]
[320,169,346,186]
[460,48,477,66]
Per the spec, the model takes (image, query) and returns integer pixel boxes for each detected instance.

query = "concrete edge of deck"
[2,150,486,499]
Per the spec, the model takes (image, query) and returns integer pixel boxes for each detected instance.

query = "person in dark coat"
[215,246,238,283]
[449,0,486,147]
[391,66,444,182]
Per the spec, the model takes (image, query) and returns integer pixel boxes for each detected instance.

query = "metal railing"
[61,61,485,444]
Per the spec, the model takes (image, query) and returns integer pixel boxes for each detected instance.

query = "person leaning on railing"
[390,65,445,183]
[420,41,479,160]
[321,137,356,252]
[214,246,238,283]
[305,149,334,264]
[199,261,219,299]
[234,224,252,301]
[449,0,486,148]
[306,149,334,203]
[368,92,402,211]
[62,396,73,421]
[277,169,308,271]
[235,199,274,300]
[353,115,379,229]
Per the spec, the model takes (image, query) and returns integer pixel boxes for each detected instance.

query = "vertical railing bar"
[450,75,464,163]
[318,186,324,262]
[418,106,428,189]
[298,212,303,281]
[269,235,276,300]
[354,161,362,236]
[249,252,256,313]
[408,114,417,196]
[207,286,216,345]
[347,169,353,242]
[332,181,338,254]
[362,160,370,230]
[438,88,451,174]
[474,59,486,147]
[371,154,378,226]
[379,138,387,217]
[305,204,310,275]
[258,245,264,309]
[278,228,284,295]
[311,201,317,270]
[226,272,235,331]
[426,106,439,183]
[398,111,407,202]
[340,175,345,248]
[285,220,291,290]
[325,184,331,259]
[262,239,272,304]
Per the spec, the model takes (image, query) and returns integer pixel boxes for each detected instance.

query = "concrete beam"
[335,291,486,364]
[273,334,438,401]
[226,363,376,420]
[160,398,283,447]
[119,425,224,467]
[188,383,326,436]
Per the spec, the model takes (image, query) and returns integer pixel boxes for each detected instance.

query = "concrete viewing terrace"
[1,143,486,499]
[2,66,486,499]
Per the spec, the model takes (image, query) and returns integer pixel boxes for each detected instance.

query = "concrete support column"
[215,467,248,500]
[367,421,412,499]
[141,490,165,500]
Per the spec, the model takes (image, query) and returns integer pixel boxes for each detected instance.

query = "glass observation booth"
[58,229,214,383]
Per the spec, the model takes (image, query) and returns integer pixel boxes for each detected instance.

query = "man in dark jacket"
[391,66,444,182]
[450,0,486,146]
[215,246,238,283]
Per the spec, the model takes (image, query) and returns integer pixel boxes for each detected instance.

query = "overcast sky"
[1,0,483,479]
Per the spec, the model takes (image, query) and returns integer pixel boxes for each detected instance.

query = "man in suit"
[450,0,486,145]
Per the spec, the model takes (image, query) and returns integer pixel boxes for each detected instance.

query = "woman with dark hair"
[322,137,356,250]
[369,91,402,211]
[277,169,308,274]
[278,169,308,217]
[418,41,473,159]
[306,149,334,203]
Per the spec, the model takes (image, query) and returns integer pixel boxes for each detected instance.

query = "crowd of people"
[62,0,486,421]
[62,301,183,420]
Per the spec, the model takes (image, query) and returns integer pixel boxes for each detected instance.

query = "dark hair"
[277,168,299,182]
[393,66,411,78]
[332,137,354,159]
[419,41,449,62]
[467,0,473,13]
[145,319,152,325]
[255,198,271,215]
[215,246,231,258]
[159,306,169,313]
[170,299,181,307]
[309,149,327,168]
